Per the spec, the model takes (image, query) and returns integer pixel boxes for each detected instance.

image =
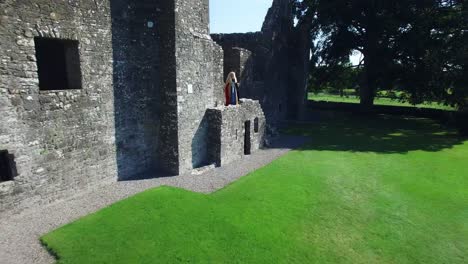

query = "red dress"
[224,83,230,106]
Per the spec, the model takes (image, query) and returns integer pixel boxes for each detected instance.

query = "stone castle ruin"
[0,0,310,213]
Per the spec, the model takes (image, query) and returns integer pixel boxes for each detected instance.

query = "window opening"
[34,37,82,91]
[0,150,17,182]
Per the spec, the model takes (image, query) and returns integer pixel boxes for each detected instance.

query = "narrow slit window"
[34,37,82,91]
[254,117,259,133]
[0,150,17,182]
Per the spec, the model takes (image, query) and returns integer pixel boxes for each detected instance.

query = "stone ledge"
[209,98,263,112]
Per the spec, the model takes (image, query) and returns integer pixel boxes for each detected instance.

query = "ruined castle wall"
[111,0,163,179]
[155,0,180,175]
[212,30,290,132]
[222,47,252,83]
[207,100,266,167]
[211,57,290,131]
[211,32,267,83]
[0,0,116,213]
[211,0,310,132]
[211,33,265,54]
[0,0,298,214]
[173,0,224,173]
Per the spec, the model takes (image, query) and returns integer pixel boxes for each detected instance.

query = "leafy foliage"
[308,64,362,96]
[295,0,467,109]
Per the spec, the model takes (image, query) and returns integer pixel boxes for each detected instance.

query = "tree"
[395,0,467,108]
[295,0,466,110]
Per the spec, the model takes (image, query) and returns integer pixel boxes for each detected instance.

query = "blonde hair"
[225,72,238,85]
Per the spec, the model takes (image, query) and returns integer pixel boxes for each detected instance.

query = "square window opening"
[0,150,17,182]
[34,37,82,91]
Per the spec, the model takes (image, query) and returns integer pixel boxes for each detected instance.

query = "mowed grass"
[308,93,455,111]
[42,115,468,264]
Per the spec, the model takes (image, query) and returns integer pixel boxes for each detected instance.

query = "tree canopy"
[295,0,467,110]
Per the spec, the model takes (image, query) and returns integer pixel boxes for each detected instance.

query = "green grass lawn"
[42,115,468,264]
[309,93,455,111]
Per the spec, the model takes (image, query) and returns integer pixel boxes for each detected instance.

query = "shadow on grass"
[286,114,465,153]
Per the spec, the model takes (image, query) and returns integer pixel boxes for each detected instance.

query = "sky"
[209,0,361,65]
[209,0,272,34]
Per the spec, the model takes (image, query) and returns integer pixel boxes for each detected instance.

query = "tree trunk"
[360,1,378,112]
[360,53,377,111]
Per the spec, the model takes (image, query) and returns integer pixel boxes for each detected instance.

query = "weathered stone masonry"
[0,0,275,214]
[0,0,117,212]
[207,99,266,167]
[173,0,224,173]
[111,1,162,180]
[212,0,311,129]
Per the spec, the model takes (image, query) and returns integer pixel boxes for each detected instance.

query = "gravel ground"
[0,135,308,264]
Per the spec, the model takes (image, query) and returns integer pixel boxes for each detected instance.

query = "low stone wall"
[207,99,266,167]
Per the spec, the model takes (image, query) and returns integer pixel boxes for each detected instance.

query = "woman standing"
[224,72,239,106]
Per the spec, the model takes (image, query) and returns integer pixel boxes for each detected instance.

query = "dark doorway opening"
[0,150,17,182]
[244,120,251,155]
[34,37,82,91]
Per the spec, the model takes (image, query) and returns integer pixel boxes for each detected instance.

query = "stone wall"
[210,32,265,57]
[154,0,180,175]
[111,0,162,180]
[223,47,252,81]
[211,0,311,131]
[0,0,116,213]
[0,0,280,214]
[207,99,266,167]
[211,32,267,84]
[173,0,224,173]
